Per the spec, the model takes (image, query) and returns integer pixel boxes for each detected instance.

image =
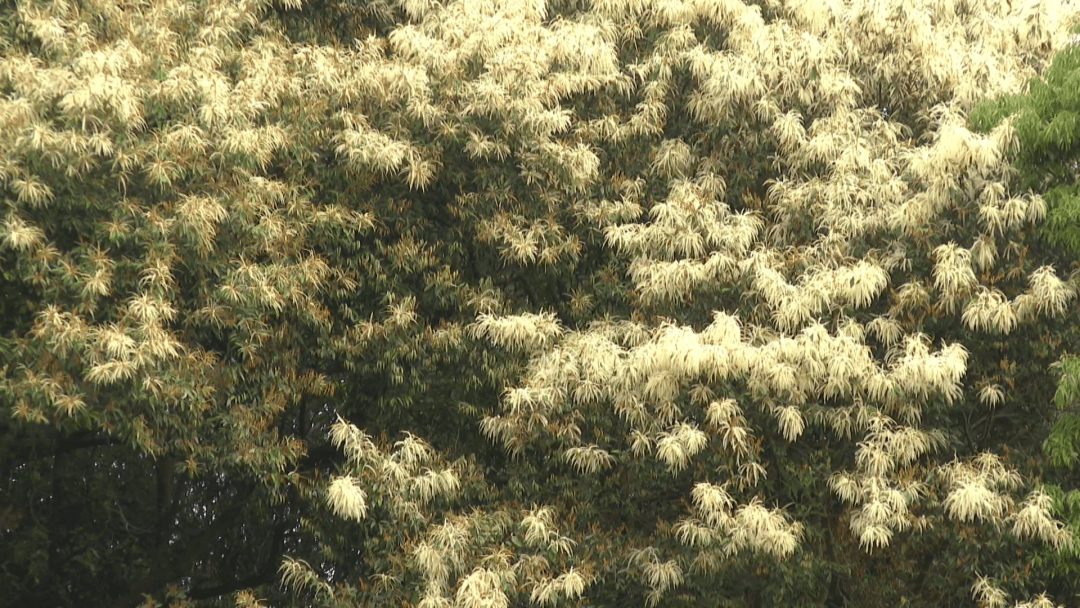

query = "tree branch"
[186,571,275,601]
[188,498,290,601]
[109,485,257,608]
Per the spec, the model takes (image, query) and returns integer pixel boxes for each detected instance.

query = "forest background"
[2,0,1080,607]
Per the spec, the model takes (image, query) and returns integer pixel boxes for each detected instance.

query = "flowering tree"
[2,0,1080,607]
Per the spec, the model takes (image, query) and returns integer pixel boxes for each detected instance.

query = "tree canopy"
[970,23,1080,591]
[2,0,1080,607]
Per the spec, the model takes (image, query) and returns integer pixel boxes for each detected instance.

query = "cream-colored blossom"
[1012,491,1071,548]
[326,476,368,521]
[471,312,564,351]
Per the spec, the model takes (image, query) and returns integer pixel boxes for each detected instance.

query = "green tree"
[971,30,1080,260]
[3,1,1080,608]
[970,28,1080,592]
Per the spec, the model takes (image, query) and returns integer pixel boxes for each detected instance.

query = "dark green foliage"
[1047,356,1080,469]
